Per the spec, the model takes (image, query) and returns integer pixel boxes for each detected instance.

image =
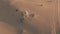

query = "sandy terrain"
[0,0,58,34]
[0,21,17,34]
[9,0,57,34]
